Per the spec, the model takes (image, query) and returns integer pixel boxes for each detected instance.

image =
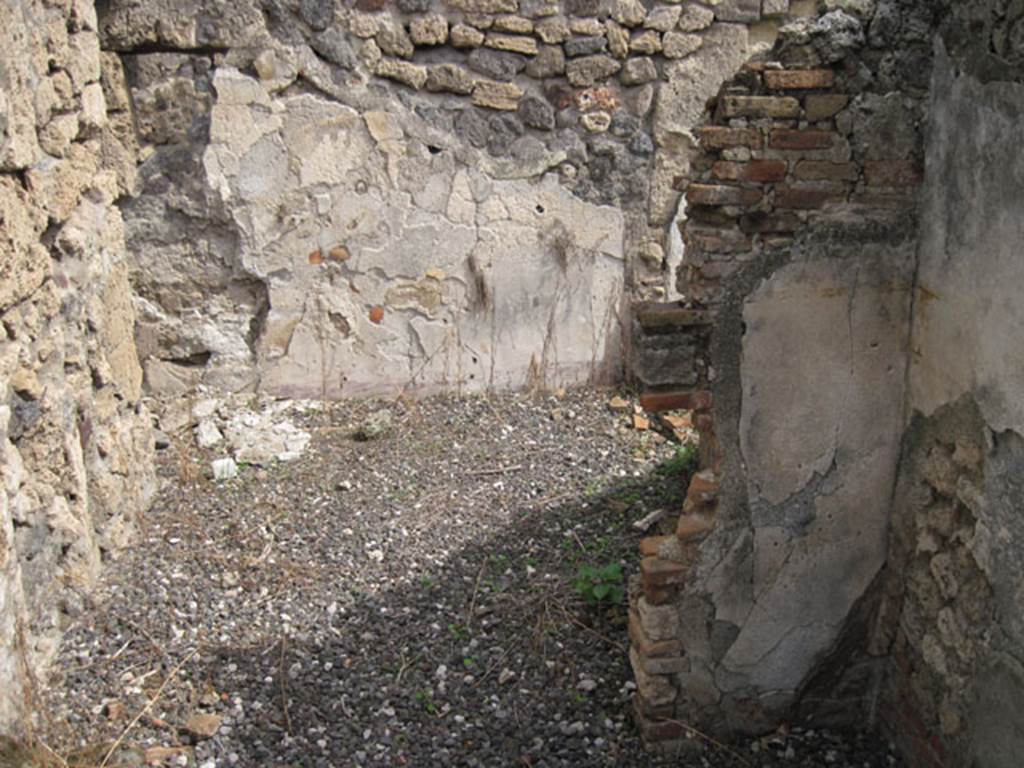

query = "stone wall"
[629,0,932,744]
[0,0,155,737]
[98,0,809,398]
[628,0,1024,761]
[872,3,1024,765]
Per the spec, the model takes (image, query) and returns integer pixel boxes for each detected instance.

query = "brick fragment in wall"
[698,126,763,150]
[629,647,678,708]
[763,68,836,89]
[769,129,837,150]
[720,95,801,118]
[774,184,846,209]
[712,159,787,182]
[687,183,762,207]
[685,228,752,254]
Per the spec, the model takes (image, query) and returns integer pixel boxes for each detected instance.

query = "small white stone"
[212,457,238,480]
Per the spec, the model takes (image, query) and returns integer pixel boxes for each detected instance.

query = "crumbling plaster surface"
[724,253,910,693]
[203,67,627,396]
[98,0,785,398]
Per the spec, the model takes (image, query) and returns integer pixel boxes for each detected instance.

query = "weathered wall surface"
[874,6,1024,764]
[629,1,932,743]
[100,0,802,398]
[0,0,154,736]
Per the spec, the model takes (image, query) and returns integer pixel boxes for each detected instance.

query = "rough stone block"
[620,56,658,85]
[410,15,449,46]
[535,15,570,43]
[524,45,565,77]
[471,80,524,110]
[425,64,476,94]
[450,23,486,47]
[564,35,608,57]
[566,54,621,86]
[485,32,538,55]
[644,5,682,32]
[468,48,527,81]
[376,24,415,58]
[662,31,702,59]
[678,4,715,31]
[376,58,428,89]
[613,0,647,27]
[629,30,662,54]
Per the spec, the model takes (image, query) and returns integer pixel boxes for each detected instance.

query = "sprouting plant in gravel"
[414,690,437,714]
[658,443,698,477]
[574,562,625,607]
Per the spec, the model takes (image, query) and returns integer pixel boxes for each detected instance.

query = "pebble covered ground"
[36,389,901,768]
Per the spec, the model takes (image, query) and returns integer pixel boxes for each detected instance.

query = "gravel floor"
[38,389,901,768]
